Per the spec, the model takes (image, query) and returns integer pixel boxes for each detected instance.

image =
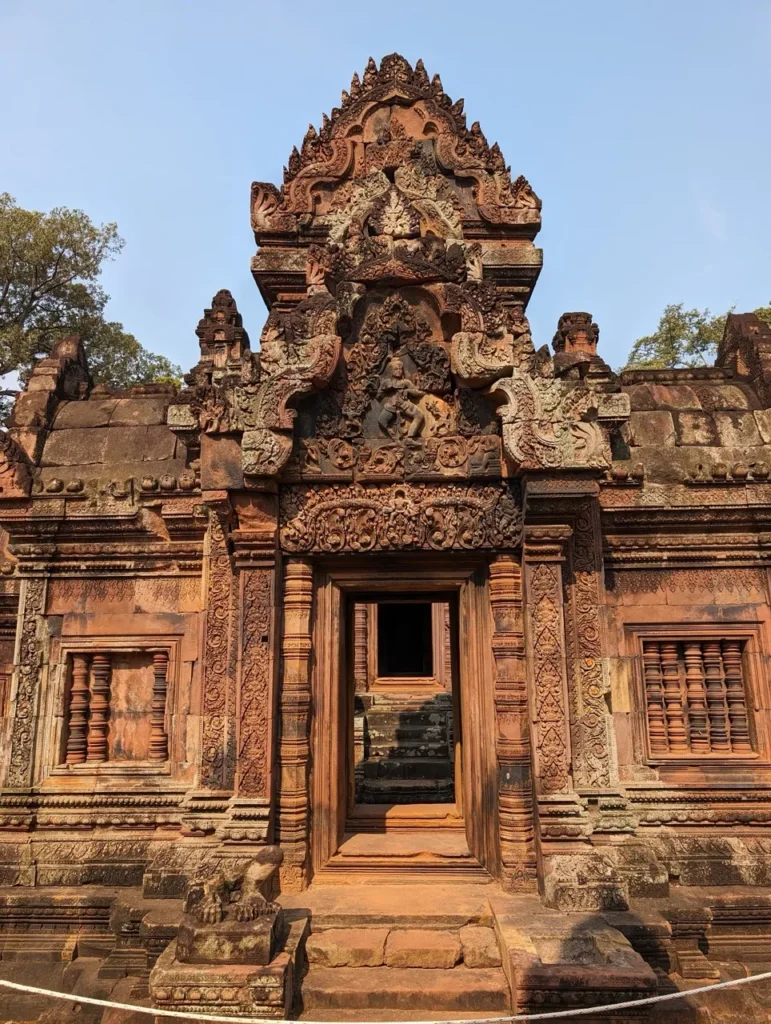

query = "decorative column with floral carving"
[523,526,572,796]
[6,577,48,789]
[200,501,237,791]
[219,492,280,845]
[489,554,536,890]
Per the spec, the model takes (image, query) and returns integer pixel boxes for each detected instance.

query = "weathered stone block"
[648,384,701,410]
[110,397,169,426]
[176,911,279,966]
[200,433,244,490]
[627,411,675,447]
[714,410,762,447]
[753,408,771,444]
[674,412,719,445]
[306,927,388,967]
[385,928,461,968]
[41,427,109,466]
[53,399,118,429]
[459,925,501,968]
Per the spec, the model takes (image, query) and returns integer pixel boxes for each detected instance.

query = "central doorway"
[347,595,463,830]
[309,563,500,883]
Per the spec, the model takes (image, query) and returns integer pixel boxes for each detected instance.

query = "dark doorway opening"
[377,601,433,677]
[347,594,462,822]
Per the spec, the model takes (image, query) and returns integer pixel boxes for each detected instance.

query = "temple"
[1,54,771,1021]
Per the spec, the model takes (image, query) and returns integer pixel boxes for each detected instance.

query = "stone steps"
[360,757,453,780]
[301,965,509,1013]
[297,888,507,1016]
[356,778,454,804]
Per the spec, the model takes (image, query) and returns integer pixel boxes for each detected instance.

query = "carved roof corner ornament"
[490,368,630,473]
[170,290,342,481]
[0,432,32,498]
[196,289,250,375]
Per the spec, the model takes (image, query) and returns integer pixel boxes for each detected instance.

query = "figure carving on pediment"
[378,357,426,439]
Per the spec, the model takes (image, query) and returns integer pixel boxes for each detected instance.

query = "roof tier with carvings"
[250,53,543,311]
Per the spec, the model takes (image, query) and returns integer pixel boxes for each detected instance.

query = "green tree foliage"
[625,301,771,370]
[0,192,181,391]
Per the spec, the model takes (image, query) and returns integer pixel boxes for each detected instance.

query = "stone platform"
[2,882,771,1020]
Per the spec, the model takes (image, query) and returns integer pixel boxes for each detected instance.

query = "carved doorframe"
[306,558,502,881]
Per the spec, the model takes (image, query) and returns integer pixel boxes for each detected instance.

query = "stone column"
[65,653,91,765]
[276,559,314,891]
[489,555,536,891]
[149,651,170,762]
[6,576,48,790]
[86,654,112,763]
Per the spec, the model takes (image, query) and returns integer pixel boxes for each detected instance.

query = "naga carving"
[491,370,630,472]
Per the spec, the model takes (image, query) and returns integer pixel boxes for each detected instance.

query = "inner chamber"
[349,595,459,813]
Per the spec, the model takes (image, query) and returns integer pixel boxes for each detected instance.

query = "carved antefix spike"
[195,289,250,370]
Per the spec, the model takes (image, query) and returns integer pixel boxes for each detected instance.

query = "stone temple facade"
[1,54,771,1022]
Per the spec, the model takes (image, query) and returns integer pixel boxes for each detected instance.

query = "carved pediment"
[177,57,628,484]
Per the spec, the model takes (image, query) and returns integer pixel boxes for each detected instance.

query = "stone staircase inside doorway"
[354,693,455,806]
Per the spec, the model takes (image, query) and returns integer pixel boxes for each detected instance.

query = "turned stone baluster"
[86,653,111,763]
[353,603,368,694]
[65,654,91,764]
[722,640,751,752]
[660,641,688,752]
[149,651,170,762]
[703,640,730,752]
[642,641,668,753]
[683,642,709,753]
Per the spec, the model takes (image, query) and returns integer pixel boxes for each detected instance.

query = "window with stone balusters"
[59,647,171,768]
[639,632,758,759]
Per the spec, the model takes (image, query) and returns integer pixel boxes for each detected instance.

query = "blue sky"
[2,0,769,371]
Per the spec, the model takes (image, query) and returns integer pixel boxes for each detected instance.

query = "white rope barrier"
[2,968,771,1023]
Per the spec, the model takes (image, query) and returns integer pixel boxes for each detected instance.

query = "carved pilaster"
[149,651,169,762]
[200,500,237,791]
[523,527,572,796]
[236,567,275,798]
[217,492,279,844]
[6,577,47,789]
[277,559,313,891]
[489,555,536,891]
[564,498,616,790]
